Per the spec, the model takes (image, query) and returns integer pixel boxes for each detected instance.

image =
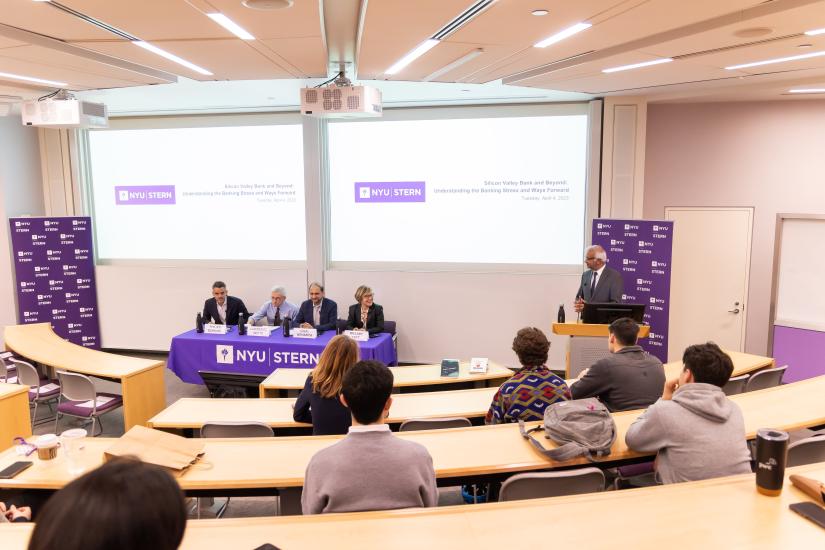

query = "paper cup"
[61,428,88,474]
[34,434,59,461]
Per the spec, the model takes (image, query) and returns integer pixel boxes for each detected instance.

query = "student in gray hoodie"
[625,342,752,484]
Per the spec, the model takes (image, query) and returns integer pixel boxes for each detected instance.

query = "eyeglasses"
[585,256,598,261]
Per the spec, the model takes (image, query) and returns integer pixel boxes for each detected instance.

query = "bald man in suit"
[574,245,624,312]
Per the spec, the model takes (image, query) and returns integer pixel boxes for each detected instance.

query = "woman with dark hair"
[345,285,385,335]
[293,334,360,435]
[485,327,571,424]
[28,458,186,550]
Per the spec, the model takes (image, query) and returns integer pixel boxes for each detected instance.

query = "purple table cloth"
[167,328,397,384]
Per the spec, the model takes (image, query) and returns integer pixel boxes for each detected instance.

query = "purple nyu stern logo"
[355,181,425,203]
[115,185,176,205]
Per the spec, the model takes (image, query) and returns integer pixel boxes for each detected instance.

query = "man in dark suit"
[202,281,250,325]
[294,282,338,332]
[574,245,624,313]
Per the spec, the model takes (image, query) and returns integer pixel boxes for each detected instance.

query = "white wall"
[96,265,308,350]
[0,116,45,344]
[325,270,579,368]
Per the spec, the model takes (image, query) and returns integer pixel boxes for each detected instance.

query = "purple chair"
[0,357,17,384]
[55,370,123,436]
[14,360,59,427]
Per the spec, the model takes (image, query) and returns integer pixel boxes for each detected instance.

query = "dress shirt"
[592,265,606,296]
[216,301,227,323]
[250,300,298,324]
[313,303,321,326]
[348,424,391,434]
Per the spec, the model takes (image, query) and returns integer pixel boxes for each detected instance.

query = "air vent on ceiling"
[432,0,495,40]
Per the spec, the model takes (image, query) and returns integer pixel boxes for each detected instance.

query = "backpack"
[518,397,617,462]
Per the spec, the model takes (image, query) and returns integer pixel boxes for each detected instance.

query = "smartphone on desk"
[790,502,825,530]
[0,461,33,479]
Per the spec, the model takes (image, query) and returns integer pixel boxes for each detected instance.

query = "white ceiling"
[1,0,825,110]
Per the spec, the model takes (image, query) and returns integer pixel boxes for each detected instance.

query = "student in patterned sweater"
[485,327,571,424]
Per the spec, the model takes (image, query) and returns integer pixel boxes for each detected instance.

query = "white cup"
[34,433,59,460]
[61,428,87,473]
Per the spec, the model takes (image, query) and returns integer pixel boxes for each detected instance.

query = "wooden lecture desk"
[3,323,166,430]
[259,361,513,397]
[147,387,498,433]
[0,382,31,449]
[2,375,824,498]
[663,349,773,380]
[3,461,825,549]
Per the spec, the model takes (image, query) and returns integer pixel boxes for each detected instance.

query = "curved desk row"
[3,323,166,430]
[147,349,773,433]
[1,375,823,494]
[2,461,824,549]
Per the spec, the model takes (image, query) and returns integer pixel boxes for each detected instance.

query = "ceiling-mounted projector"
[300,85,382,118]
[21,98,108,129]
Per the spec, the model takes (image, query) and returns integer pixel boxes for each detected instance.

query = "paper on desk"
[77,396,116,408]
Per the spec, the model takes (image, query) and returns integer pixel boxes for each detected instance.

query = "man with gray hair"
[574,245,624,313]
[249,285,298,326]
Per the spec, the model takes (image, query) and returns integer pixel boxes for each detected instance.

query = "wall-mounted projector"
[21,98,108,129]
[300,85,382,118]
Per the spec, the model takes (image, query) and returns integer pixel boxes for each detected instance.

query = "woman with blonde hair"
[294,334,360,435]
[346,285,385,335]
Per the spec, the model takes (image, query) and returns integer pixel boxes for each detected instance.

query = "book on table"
[440,359,460,378]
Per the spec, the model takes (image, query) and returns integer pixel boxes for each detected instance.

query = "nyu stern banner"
[591,219,674,362]
[9,217,101,349]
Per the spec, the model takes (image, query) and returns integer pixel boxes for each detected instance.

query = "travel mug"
[755,428,789,496]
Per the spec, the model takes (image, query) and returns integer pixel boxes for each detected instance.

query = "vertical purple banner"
[591,219,673,362]
[9,217,101,349]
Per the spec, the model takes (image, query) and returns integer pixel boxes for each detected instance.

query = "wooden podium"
[552,322,651,379]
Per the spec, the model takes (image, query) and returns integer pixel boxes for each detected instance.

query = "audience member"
[485,327,570,424]
[28,457,186,550]
[625,342,752,484]
[0,501,30,523]
[294,282,338,332]
[346,285,385,335]
[570,317,665,411]
[302,360,438,514]
[294,334,359,435]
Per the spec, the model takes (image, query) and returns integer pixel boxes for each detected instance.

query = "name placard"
[344,330,369,342]
[246,325,271,337]
[292,327,318,339]
[204,323,228,335]
[470,357,489,374]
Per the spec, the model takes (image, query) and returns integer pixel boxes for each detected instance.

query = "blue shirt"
[250,300,298,325]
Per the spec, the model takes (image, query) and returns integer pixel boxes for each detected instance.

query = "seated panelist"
[202,281,249,325]
[293,282,338,332]
[249,285,298,326]
[346,285,385,335]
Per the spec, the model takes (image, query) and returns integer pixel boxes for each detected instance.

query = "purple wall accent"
[591,219,674,362]
[772,325,825,383]
[9,217,101,349]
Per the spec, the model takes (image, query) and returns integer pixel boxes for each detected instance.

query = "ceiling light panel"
[534,22,592,48]
[603,58,673,73]
[133,41,214,75]
[206,13,255,40]
[0,70,66,87]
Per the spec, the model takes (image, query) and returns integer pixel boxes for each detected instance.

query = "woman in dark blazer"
[293,335,358,435]
[346,285,385,335]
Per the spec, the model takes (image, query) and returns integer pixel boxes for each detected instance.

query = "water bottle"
[237,313,246,336]
[557,304,566,323]
[196,312,204,333]
[283,317,291,337]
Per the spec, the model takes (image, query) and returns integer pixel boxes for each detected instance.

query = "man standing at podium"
[574,245,624,313]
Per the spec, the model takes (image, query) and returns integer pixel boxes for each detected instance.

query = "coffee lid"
[757,428,789,441]
[61,428,87,438]
[34,434,59,448]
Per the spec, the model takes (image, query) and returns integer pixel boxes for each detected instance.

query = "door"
[665,207,753,361]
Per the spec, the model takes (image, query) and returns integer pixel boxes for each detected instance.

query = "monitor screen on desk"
[581,303,646,324]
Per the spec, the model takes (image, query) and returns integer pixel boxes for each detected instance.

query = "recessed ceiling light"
[804,27,825,36]
[788,88,825,93]
[385,39,439,74]
[602,58,673,73]
[242,0,293,10]
[725,50,825,70]
[206,13,255,40]
[531,9,549,16]
[0,70,67,87]
[534,22,591,48]
[133,41,213,76]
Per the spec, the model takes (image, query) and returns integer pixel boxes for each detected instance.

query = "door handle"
[728,301,741,314]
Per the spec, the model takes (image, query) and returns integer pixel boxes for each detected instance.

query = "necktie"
[591,271,598,299]
[274,306,281,325]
